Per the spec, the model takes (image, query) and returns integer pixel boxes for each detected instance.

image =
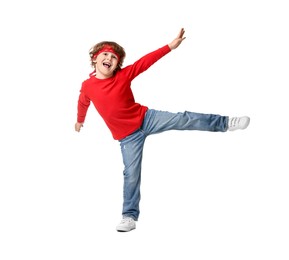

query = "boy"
[75,28,250,232]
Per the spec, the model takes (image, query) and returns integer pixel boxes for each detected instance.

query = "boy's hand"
[75,122,84,132]
[168,28,186,50]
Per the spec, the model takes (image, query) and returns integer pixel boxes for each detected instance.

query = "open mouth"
[103,62,111,68]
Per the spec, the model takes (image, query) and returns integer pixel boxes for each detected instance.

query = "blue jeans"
[119,109,228,220]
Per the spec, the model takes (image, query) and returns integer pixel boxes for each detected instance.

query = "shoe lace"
[229,117,240,127]
[121,217,133,224]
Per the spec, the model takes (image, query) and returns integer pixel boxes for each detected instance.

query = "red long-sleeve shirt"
[77,44,171,140]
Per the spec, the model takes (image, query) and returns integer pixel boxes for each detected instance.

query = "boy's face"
[93,51,119,79]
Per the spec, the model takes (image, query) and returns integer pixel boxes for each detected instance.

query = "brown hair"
[89,41,126,73]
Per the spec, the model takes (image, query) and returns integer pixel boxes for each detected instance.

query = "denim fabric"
[119,109,228,220]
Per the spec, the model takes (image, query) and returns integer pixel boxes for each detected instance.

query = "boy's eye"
[103,52,117,59]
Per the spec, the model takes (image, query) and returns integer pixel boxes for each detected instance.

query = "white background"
[0,0,288,259]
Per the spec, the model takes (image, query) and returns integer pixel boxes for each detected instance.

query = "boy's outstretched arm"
[168,28,186,50]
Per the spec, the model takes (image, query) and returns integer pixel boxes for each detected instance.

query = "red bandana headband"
[92,45,120,61]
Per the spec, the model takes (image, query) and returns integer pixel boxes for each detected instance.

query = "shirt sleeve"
[123,45,171,81]
[77,86,91,123]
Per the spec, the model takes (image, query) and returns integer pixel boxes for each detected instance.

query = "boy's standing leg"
[116,129,146,232]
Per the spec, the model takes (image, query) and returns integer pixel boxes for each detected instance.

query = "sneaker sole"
[116,227,136,232]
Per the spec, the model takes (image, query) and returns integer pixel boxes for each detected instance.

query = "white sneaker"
[228,116,250,131]
[116,217,136,232]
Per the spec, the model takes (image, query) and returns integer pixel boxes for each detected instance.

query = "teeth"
[103,62,111,68]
